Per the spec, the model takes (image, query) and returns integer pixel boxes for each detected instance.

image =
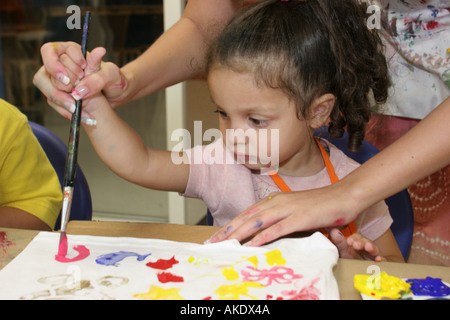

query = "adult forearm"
[111,0,242,108]
[344,97,450,214]
[114,18,205,107]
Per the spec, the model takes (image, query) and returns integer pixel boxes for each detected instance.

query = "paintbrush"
[57,11,91,257]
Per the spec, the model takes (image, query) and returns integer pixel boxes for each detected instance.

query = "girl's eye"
[214,109,228,118]
[249,118,267,126]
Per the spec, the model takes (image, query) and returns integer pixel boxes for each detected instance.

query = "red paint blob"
[332,218,345,227]
[157,272,184,283]
[426,20,439,30]
[55,245,90,263]
[146,256,179,270]
[0,231,14,253]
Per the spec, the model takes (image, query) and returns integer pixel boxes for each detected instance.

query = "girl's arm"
[209,97,450,246]
[82,94,190,193]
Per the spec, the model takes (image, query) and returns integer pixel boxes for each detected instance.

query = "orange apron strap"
[269,137,357,239]
[269,172,291,192]
[315,137,339,184]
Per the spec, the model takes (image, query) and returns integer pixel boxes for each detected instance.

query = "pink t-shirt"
[183,139,392,241]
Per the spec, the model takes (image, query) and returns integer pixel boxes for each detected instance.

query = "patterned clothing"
[373,0,450,118]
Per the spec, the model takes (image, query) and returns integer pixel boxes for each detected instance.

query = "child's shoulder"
[0,99,28,124]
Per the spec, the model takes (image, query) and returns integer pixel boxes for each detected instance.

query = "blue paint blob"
[96,251,151,267]
[254,221,263,229]
[406,277,450,297]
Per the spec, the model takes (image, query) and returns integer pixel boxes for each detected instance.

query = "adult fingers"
[46,98,73,121]
[207,193,282,243]
[47,98,96,126]
[243,214,308,247]
[41,42,83,87]
[33,66,76,114]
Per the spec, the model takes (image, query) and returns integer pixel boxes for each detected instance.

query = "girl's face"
[208,67,324,176]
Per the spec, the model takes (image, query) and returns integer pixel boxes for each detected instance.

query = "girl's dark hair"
[206,0,390,152]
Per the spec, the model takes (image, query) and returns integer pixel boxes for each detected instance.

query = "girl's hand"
[33,42,126,120]
[329,229,386,261]
[207,185,360,247]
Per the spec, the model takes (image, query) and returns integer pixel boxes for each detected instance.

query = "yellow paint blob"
[188,256,210,265]
[133,285,184,300]
[247,256,258,268]
[215,282,264,300]
[265,249,286,266]
[222,266,239,281]
[354,272,411,299]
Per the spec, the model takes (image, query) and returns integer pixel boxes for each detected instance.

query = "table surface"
[1,221,449,300]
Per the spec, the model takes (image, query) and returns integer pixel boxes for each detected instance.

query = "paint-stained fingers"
[47,98,96,126]
[46,99,73,121]
[207,195,278,243]
[71,63,119,102]
[243,216,301,247]
[71,49,123,102]
[59,53,84,86]
[41,41,83,87]
[34,66,77,114]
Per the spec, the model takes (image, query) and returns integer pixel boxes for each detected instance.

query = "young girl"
[77,0,403,262]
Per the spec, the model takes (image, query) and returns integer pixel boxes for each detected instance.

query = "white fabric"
[0,232,339,300]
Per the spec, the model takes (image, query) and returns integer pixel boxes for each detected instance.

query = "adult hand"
[207,184,360,247]
[33,42,126,121]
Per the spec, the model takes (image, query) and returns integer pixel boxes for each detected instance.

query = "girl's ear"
[309,93,335,129]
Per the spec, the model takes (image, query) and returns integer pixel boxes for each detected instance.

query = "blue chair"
[29,121,93,230]
[315,127,414,260]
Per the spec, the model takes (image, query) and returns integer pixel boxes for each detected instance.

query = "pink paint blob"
[157,272,184,283]
[57,233,68,257]
[55,245,90,263]
[245,207,260,215]
[281,277,321,300]
[146,256,179,270]
[241,266,302,286]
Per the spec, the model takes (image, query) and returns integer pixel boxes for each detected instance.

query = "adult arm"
[34,0,242,114]
[208,97,450,246]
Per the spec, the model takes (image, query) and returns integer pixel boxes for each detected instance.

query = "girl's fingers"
[71,48,122,102]
[85,47,106,76]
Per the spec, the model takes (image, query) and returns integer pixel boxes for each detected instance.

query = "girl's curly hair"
[206,0,391,152]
